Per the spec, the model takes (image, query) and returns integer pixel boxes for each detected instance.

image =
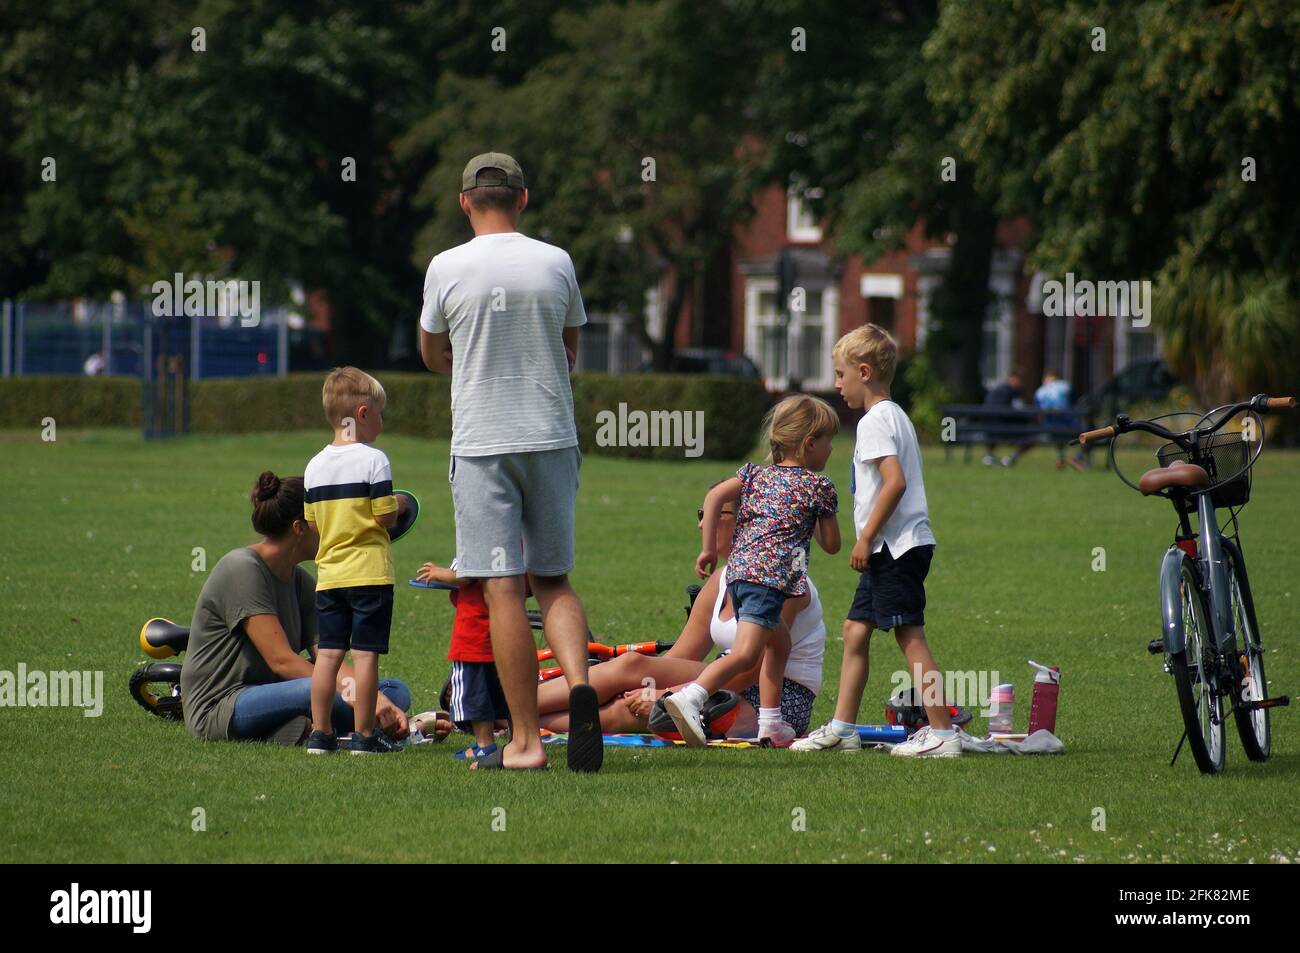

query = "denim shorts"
[316,584,394,653]
[725,580,787,630]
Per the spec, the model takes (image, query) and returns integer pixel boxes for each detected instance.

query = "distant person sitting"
[83,351,106,376]
[1036,370,1086,471]
[982,369,1028,467]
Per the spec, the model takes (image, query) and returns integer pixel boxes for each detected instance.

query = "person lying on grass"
[179,470,412,746]
[535,480,828,739]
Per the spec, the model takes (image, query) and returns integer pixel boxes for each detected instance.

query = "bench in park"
[938,403,1098,462]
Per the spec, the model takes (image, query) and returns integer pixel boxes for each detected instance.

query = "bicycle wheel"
[1223,540,1270,761]
[1168,557,1226,774]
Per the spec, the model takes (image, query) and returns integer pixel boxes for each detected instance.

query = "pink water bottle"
[1027,661,1060,735]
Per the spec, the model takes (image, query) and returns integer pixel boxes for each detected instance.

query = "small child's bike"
[1080,394,1294,774]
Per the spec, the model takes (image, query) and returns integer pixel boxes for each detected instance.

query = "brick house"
[621,182,1162,401]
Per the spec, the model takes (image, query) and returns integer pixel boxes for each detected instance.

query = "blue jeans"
[229,676,412,740]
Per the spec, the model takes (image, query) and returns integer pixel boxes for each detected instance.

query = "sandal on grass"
[470,746,548,771]
[454,743,498,762]
[566,684,604,773]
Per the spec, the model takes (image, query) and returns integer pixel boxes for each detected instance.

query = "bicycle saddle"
[1137,460,1210,496]
[140,617,191,658]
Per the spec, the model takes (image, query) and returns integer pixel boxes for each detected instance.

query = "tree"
[399,0,770,369]
[738,0,999,399]
[926,0,1300,404]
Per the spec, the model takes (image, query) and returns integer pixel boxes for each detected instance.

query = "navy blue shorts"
[316,585,394,653]
[847,543,933,631]
[448,660,510,730]
[726,580,787,630]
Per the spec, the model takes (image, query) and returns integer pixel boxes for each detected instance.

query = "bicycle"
[1079,394,1295,774]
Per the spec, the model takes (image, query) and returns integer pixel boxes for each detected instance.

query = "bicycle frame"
[1159,489,1232,657]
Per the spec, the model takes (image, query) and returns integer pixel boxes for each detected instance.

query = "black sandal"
[566,684,604,773]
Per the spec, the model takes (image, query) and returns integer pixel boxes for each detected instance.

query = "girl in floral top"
[664,395,841,747]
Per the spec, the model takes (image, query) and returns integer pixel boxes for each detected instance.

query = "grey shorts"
[449,446,581,577]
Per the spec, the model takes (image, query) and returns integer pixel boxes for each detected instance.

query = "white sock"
[932,727,957,739]
[679,683,709,708]
[830,718,856,738]
[758,706,782,728]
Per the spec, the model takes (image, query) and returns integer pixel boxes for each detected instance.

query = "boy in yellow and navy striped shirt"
[303,367,400,755]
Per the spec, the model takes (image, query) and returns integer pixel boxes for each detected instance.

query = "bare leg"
[695,621,768,694]
[478,575,547,769]
[536,652,707,715]
[472,720,495,748]
[759,626,791,711]
[311,648,345,734]
[833,619,873,724]
[541,697,645,734]
[528,573,590,689]
[896,624,951,729]
[351,650,378,734]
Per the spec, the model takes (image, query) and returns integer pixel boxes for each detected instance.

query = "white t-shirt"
[419,232,588,457]
[710,573,825,694]
[852,399,936,557]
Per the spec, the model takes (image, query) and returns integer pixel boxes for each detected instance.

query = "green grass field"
[1,428,1297,863]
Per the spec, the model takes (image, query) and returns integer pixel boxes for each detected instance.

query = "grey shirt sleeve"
[295,566,318,651]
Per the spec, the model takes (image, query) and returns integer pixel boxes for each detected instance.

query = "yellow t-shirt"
[303,443,397,589]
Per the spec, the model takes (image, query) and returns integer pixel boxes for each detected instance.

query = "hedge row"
[0,372,769,460]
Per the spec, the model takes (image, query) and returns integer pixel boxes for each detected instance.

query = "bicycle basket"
[1155,432,1255,510]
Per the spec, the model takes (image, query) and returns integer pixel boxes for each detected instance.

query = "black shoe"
[306,730,338,755]
[347,729,403,754]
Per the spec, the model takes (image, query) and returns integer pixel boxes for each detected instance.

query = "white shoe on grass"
[790,722,861,752]
[889,726,962,758]
[757,720,797,748]
[662,692,708,747]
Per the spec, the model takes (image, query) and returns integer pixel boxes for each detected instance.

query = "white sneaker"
[662,692,708,747]
[890,726,962,758]
[790,722,862,752]
[757,720,797,748]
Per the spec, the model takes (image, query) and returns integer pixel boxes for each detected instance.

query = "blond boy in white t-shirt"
[792,324,961,757]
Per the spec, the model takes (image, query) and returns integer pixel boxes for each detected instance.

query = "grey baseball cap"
[461,152,526,191]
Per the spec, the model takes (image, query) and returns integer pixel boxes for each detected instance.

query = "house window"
[786,183,823,243]
[745,278,836,390]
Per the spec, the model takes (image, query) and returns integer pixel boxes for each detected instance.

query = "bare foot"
[469,740,548,771]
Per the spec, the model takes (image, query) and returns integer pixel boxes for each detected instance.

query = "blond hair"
[764,394,840,464]
[322,366,386,428]
[833,323,898,386]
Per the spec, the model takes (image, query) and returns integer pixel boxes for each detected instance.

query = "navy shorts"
[726,580,787,630]
[316,585,394,653]
[847,543,933,631]
[448,660,510,730]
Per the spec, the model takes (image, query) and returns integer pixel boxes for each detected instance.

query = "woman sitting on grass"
[535,482,826,738]
[179,470,412,746]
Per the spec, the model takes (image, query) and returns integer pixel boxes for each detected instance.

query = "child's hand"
[416,561,442,582]
[695,549,717,579]
[850,536,871,572]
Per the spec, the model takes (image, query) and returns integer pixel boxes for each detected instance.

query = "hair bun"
[253,470,281,504]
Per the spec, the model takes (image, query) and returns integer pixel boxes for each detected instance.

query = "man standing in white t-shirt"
[418,152,602,772]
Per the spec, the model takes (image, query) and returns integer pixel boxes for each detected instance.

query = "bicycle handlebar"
[1078,394,1294,447]
[1078,426,1115,446]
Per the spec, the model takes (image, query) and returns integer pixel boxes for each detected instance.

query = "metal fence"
[1,300,306,379]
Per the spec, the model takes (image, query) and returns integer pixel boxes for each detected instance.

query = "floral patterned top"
[725,463,838,596]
